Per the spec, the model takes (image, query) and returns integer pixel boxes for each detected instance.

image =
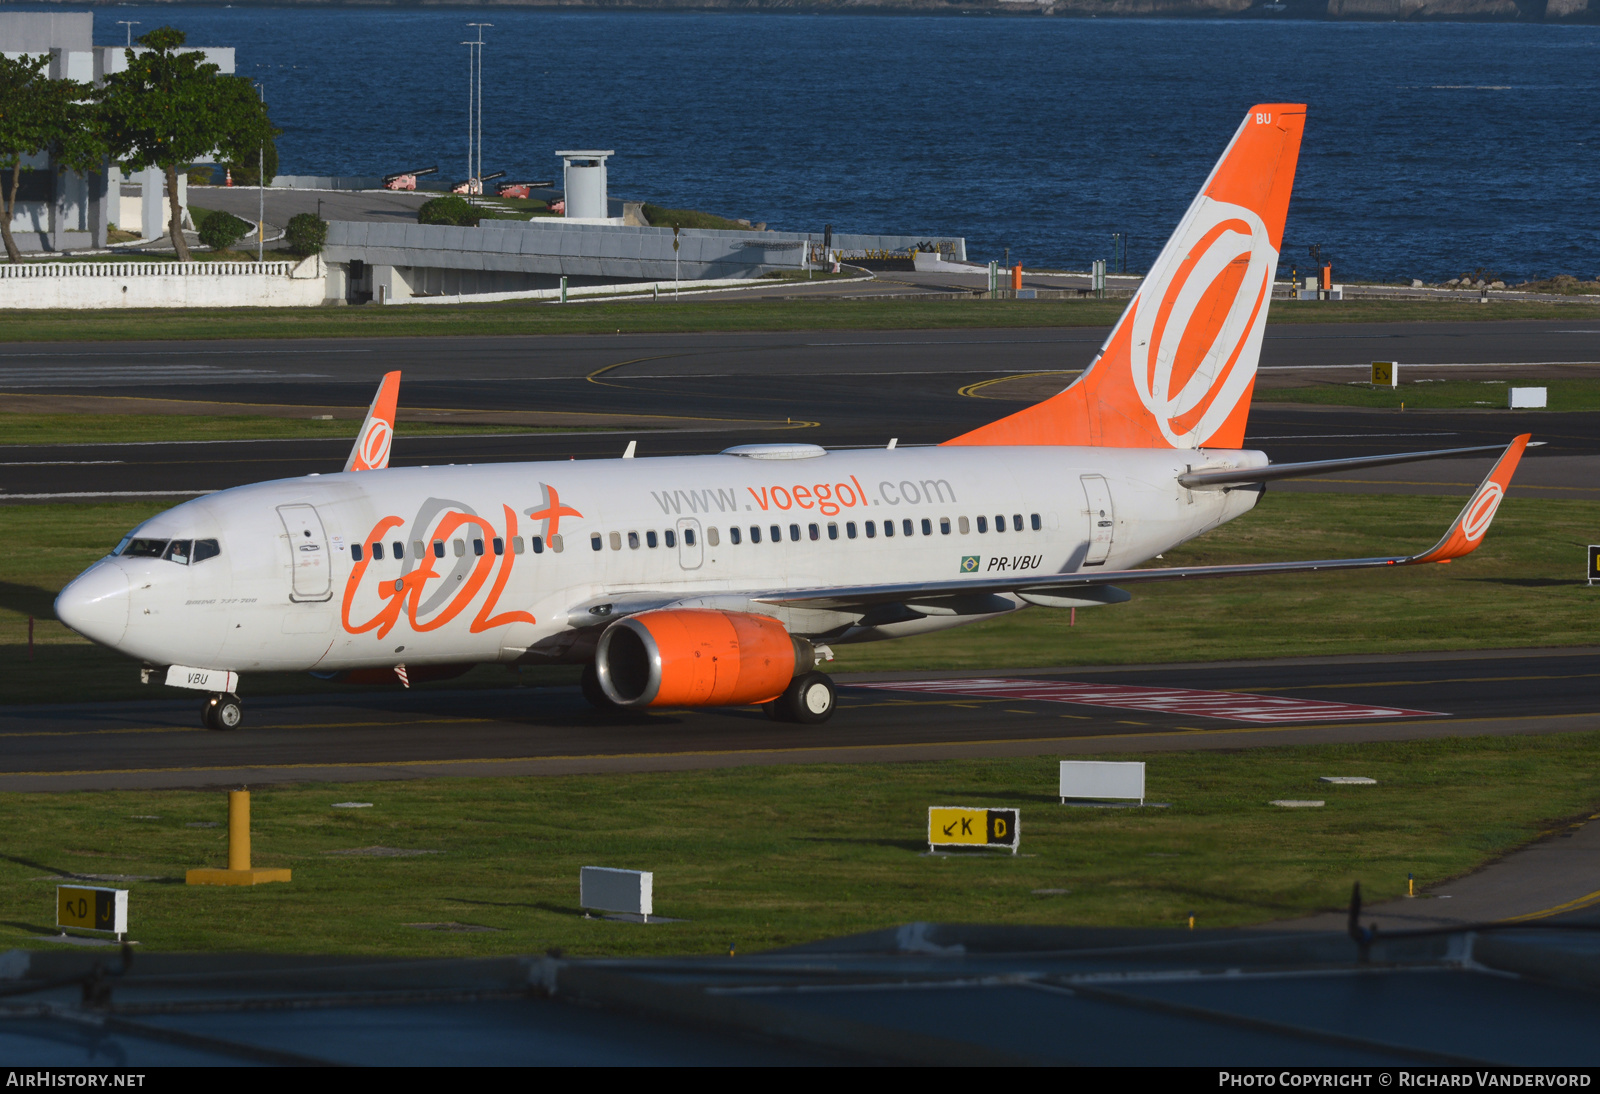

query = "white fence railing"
[0,262,296,279]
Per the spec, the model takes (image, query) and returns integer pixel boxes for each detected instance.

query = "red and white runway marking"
[859,678,1445,724]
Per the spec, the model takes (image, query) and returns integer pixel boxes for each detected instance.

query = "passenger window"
[847,522,857,539]
[789,524,800,542]
[591,534,602,552]
[512,536,525,554]
[868,521,879,538]
[730,526,742,545]
[609,532,622,551]
[808,523,819,541]
[413,540,424,558]
[827,523,838,540]
[473,539,485,556]
[193,539,221,563]
[647,530,658,548]
[940,518,950,535]
[707,527,720,547]
[1013,514,1024,532]
[493,537,504,556]
[551,534,564,553]
[921,519,932,536]
[994,515,1006,533]
[766,524,777,543]
[351,543,364,562]
[749,526,761,544]
[883,520,894,538]
[1031,513,1042,531]
[665,529,677,548]
[453,540,466,557]
[392,541,404,559]
[433,540,445,559]
[531,536,544,554]
[124,538,168,558]
[371,542,385,561]
[977,516,988,533]
[902,519,914,537]
[959,516,970,534]
[685,528,696,546]
[628,531,640,550]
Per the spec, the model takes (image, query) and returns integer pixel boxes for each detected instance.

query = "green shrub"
[286,212,327,256]
[197,211,250,252]
[418,195,479,228]
[640,203,749,231]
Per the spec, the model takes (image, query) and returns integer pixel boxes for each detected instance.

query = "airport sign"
[57,885,128,939]
[928,807,1019,854]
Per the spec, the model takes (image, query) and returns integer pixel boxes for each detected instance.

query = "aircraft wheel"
[581,664,624,713]
[778,672,836,725]
[203,693,243,731]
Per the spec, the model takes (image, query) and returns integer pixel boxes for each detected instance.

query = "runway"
[3,647,1596,792]
[4,318,1600,499]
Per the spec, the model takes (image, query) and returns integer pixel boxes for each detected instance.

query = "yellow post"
[228,790,251,871]
[187,787,291,887]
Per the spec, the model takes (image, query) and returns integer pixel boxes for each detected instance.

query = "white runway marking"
[0,365,326,388]
[863,678,1446,724]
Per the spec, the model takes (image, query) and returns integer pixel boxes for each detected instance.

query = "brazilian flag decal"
[960,556,979,573]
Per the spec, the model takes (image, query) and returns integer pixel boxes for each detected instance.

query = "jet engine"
[594,609,799,708]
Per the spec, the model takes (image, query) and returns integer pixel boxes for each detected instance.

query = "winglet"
[345,371,401,472]
[1406,434,1529,565]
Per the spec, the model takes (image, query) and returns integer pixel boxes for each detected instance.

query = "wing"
[1179,440,1542,490]
[752,434,1531,613]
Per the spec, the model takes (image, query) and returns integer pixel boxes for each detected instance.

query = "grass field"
[1263,379,1600,412]
[3,296,1598,344]
[0,414,599,446]
[3,734,1596,956]
[2,489,1593,705]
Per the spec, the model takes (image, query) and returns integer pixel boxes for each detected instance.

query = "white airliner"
[56,104,1530,730]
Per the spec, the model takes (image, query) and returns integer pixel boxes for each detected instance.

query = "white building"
[0,11,234,252]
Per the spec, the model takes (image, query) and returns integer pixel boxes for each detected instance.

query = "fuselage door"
[277,503,333,602]
[1080,475,1115,566]
[676,518,703,570]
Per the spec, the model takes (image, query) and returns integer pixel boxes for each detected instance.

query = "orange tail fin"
[946,105,1306,450]
[345,371,401,472]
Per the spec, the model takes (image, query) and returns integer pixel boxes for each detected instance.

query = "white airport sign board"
[580,866,653,918]
[1060,760,1145,804]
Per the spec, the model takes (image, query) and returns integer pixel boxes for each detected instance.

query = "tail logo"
[1461,481,1505,542]
[354,419,393,472]
[1129,199,1277,448]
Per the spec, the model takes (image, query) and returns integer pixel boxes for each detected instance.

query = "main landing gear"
[765,672,837,725]
[202,692,244,731]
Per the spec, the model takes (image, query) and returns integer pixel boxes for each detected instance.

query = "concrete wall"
[0,12,91,53]
[0,258,326,309]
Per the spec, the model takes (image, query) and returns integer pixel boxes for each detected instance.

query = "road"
[3,648,1596,793]
[4,319,1599,499]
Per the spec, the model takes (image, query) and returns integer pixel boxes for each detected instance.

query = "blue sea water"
[69,7,1600,281]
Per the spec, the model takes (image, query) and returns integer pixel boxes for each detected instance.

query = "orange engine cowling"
[594,609,798,708]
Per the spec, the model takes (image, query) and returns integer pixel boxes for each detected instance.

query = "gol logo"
[352,418,393,472]
[1127,198,1276,448]
[1460,481,1505,542]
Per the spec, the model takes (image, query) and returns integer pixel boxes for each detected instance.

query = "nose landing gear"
[202,693,244,730]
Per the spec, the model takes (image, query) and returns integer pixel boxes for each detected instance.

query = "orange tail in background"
[946,105,1306,451]
[345,371,402,472]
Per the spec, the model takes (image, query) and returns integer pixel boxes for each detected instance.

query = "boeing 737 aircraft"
[56,104,1530,729]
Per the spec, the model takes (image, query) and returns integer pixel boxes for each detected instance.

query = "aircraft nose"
[55,562,130,648]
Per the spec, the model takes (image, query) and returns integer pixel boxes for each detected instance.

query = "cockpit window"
[122,538,168,558]
[164,539,193,565]
[193,539,221,563]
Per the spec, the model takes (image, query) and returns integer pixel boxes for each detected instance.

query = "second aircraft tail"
[946,104,1306,451]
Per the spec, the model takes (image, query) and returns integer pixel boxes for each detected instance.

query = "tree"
[0,54,102,264]
[97,27,276,261]
[418,195,479,228]
[224,132,277,188]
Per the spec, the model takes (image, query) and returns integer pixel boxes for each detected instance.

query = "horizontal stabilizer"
[1179,441,1543,489]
